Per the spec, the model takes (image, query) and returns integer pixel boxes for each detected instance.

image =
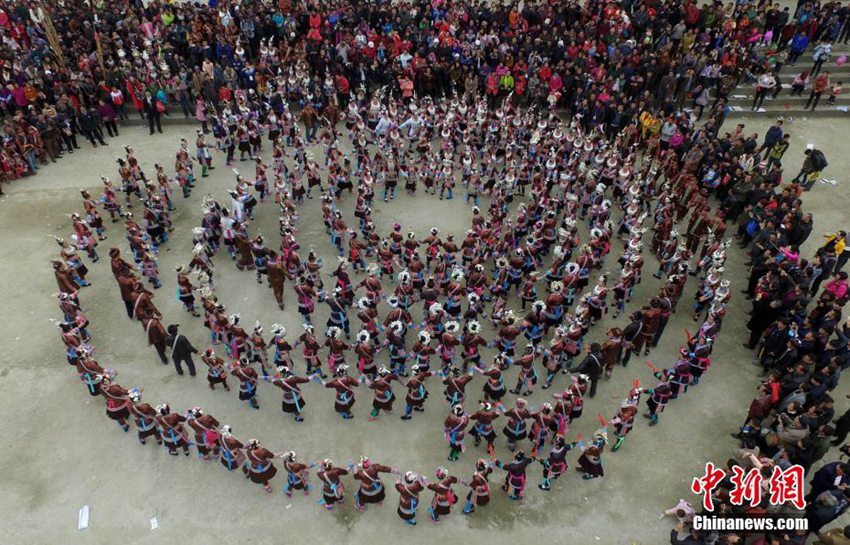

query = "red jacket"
[126,80,143,110]
[684,3,701,25]
[336,75,350,95]
[486,73,499,95]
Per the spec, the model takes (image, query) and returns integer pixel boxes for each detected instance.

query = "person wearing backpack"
[795,145,828,190]
[813,149,829,172]
[792,146,817,186]
[806,148,829,191]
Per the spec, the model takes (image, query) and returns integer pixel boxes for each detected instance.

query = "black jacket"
[78,111,99,131]
[575,352,602,380]
[788,220,813,247]
[143,97,161,119]
[164,334,197,360]
[622,320,643,343]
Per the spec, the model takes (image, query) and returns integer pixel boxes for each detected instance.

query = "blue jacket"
[791,34,809,53]
[811,462,850,493]
[764,125,783,147]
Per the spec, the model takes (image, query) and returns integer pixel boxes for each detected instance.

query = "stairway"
[726,46,850,118]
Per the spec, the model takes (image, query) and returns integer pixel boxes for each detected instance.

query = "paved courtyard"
[0,112,848,544]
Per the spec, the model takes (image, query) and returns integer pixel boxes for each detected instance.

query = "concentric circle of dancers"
[52,91,736,525]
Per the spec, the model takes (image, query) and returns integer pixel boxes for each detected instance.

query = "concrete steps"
[725,104,848,118]
[725,45,850,117]
[724,91,849,119]
[777,64,850,76]
[726,93,847,107]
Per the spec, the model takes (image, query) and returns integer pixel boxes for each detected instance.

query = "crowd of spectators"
[0,0,846,187]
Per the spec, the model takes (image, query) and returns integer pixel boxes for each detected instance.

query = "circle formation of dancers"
[53,93,732,525]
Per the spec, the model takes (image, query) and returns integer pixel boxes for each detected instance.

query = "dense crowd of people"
[1,0,847,188]
[23,0,850,541]
[54,91,739,526]
[664,166,850,544]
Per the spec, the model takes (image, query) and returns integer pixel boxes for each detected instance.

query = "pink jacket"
[825,279,849,299]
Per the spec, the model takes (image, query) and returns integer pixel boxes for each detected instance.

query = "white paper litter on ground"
[819,178,838,185]
[836,106,849,112]
[150,517,158,530]
[730,95,749,99]
[77,505,89,530]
